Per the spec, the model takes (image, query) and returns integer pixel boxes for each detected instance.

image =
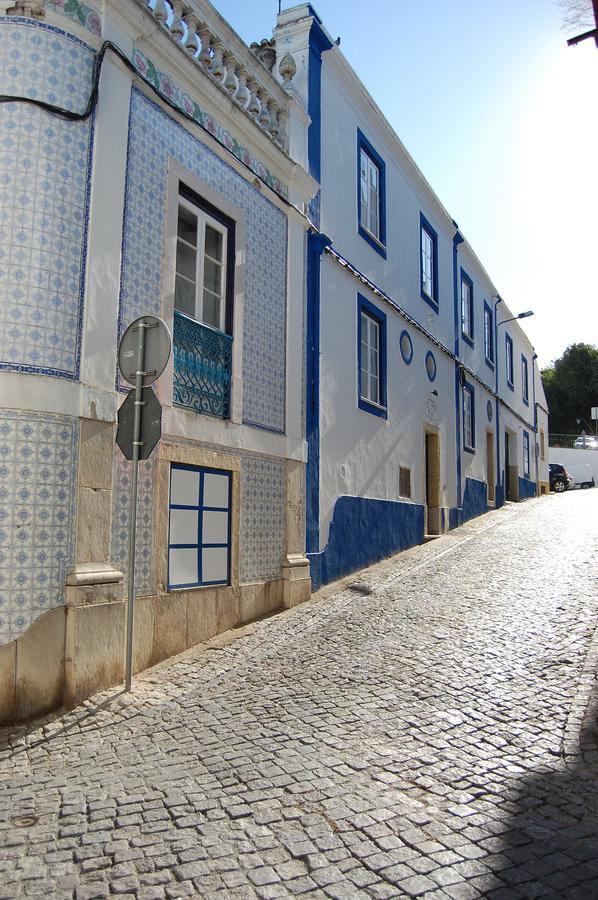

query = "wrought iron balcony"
[173,311,232,419]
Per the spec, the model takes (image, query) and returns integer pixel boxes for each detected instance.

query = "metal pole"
[125,322,147,691]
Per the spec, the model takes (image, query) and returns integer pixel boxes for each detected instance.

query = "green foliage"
[541,343,598,434]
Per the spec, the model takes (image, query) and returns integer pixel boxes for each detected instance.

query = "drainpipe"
[452,224,464,516]
[494,295,502,506]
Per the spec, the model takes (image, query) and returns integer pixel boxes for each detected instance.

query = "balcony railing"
[173,311,232,419]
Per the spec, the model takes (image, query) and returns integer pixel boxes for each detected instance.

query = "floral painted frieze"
[132,48,288,198]
[47,0,101,36]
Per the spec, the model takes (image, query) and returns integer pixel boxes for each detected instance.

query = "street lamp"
[497,310,534,327]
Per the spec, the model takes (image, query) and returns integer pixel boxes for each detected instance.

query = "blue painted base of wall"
[449,477,489,529]
[518,477,537,500]
[495,483,505,508]
[308,495,424,591]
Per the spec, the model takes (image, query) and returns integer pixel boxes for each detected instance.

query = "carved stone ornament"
[250,38,277,72]
[2,0,45,15]
[278,51,297,86]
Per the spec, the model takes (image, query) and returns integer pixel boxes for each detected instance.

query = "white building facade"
[274,3,549,589]
[0,0,315,721]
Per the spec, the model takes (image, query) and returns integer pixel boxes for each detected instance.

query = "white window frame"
[360,148,381,242]
[484,305,494,364]
[522,356,529,404]
[523,431,530,477]
[421,227,434,299]
[461,274,473,341]
[463,385,475,450]
[360,309,381,406]
[175,194,228,332]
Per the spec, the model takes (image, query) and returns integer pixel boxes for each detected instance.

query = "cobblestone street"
[2,491,598,899]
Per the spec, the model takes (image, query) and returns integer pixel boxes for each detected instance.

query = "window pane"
[176,241,197,281]
[177,205,197,246]
[174,275,196,317]
[203,258,222,295]
[202,289,221,329]
[203,473,229,507]
[204,224,223,262]
[203,510,229,544]
[170,508,199,545]
[202,547,228,583]
[170,467,200,506]
[169,548,198,586]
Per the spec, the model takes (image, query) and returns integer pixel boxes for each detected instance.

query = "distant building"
[273,3,549,589]
[0,0,315,722]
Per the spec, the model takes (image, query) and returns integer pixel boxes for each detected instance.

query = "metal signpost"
[117,315,171,691]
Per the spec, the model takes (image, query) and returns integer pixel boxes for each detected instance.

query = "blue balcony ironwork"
[173,311,233,419]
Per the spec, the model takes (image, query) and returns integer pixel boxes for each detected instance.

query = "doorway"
[425,431,441,534]
[486,431,495,503]
[504,430,511,500]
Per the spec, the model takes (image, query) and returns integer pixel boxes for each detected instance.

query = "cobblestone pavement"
[2,491,598,900]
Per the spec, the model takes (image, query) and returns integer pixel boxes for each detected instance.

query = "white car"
[574,435,598,449]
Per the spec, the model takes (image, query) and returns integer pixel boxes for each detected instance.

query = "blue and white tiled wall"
[239,456,286,583]
[110,451,157,598]
[119,90,288,433]
[0,409,78,646]
[0,19,95,378]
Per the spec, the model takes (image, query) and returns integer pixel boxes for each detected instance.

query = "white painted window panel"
[170,508,199,545]
[203,472,229,508]
[202,510,229,545]
[170,468,200,506]
[169,548,198,586]
[202,547,228,583]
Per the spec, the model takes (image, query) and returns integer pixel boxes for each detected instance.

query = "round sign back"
[118,315,171,387]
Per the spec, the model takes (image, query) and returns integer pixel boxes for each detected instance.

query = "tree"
[541,343,598,434]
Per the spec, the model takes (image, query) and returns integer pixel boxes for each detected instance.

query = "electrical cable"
[0,39,300,213]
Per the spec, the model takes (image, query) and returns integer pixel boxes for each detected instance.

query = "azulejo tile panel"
[132,49,287,198]
[0,20,95,379]
[47,0,102,36]
[0,409,78,646]
[110,449,157,598]
[239,456,285,583]
[119,90,287,433]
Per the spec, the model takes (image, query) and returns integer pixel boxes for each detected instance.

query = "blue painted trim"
[463,381,475,452]
[306,232,332,558]
[522,429,530,478]
[357,129,387,258]
[518,475,537,500]
[460,268,474,346]
[419,212,438,311]
[307,495,425,590]
[521,354,529,406]
[168,463,231,590]
[505,332,514,390]
[357,293,387,418]
[399,329,413,365]
[483,300,495,368]
[307,18,332,185]
[425,350,437,383]
[452,229,464,507]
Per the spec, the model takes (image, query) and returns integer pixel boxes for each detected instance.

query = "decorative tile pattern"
[132,48,288,198]
[239,456,285,583]
[120,90,288,433]
[0,409,78,646]
[0,20,95,378]
[110,449,157,598]
[47,0,102,36]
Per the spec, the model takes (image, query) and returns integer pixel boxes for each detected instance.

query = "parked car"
[549,463,574,493]
[567,463,596,490]
[573,435,598,449]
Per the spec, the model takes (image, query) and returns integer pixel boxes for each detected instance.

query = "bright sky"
[215,0,598,369]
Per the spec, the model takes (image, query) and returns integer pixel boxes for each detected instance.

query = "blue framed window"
[523,430,530,477]
[168,464,232,589]
[358,293,387,418]
[357,129,386,258]
[420,213,438,310]
[483,301,494,367]
[463,382,475,452]
[505,333,514,389]
[521,355,529,405]
[460,269,474,345]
